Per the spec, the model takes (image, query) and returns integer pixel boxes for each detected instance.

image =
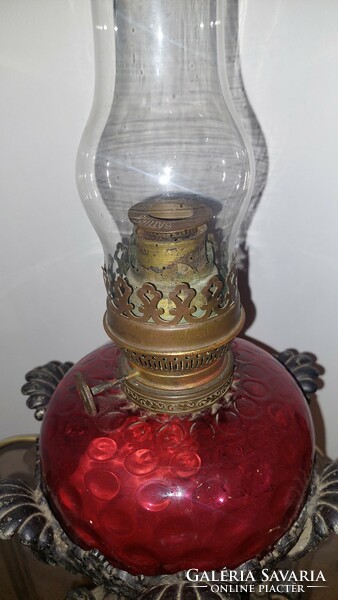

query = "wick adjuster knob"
[75,371,139,416]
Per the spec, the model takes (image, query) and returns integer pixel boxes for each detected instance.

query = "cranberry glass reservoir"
[40,338,314,576]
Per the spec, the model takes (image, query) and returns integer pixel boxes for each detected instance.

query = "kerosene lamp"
[0,2,337,600]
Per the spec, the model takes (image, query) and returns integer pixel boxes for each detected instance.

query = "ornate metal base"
[0,350,337,600]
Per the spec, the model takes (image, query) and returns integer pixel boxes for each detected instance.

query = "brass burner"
[104,197,244,413]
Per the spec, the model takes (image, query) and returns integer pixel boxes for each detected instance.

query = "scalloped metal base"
[0,448,337,600]
[65,583,303,600]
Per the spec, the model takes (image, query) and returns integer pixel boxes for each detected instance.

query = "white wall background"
[0,1,337,457]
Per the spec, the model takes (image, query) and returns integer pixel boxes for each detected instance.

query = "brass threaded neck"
[104,197,244,413]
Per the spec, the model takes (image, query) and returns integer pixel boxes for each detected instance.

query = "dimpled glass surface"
[40,339,314,575]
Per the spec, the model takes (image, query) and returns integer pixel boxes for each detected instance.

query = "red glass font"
[40,339,314,575]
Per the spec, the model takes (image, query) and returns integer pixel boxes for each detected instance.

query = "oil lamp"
[0,1,337,600]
